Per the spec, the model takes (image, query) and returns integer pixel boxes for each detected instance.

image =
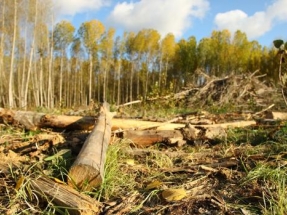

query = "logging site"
[2,68,287,214]
[2,0,287,214]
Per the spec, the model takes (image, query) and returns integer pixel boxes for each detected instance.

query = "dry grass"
[1,113,287,214]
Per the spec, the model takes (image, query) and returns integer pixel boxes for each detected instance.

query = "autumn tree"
[78,20,105,104]
[100,28,115,101]
[53,20,75,106]
[70,37,84,106]
[113,35,126,105]
[159,33,176,92]
[230,30,251,73]
[173,36,198,88]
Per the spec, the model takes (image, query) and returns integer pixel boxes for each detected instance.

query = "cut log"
[0,108,96,130]
[124,130,183,147]
[122,125,227,147]
[68,102,114,191]
[30,176,102,215]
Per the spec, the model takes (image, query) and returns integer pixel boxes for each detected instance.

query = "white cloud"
[214,0,287,39]
[52,0,109,16]
[107,0,210,38]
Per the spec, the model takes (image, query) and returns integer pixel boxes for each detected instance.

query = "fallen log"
[68,102,114,191]
[0,108,261,132]
[30,176,103,215]
[124,130,184,147]
[0,108,96,130]
[0,162,102,215]
[122,124,227,147]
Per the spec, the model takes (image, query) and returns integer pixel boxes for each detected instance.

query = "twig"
[254,104,275,116]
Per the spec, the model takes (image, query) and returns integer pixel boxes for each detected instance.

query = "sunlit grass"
[243,164,287,215]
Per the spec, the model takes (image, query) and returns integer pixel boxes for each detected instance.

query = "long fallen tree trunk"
[1,108,286,132]
[0,108,96,131]
[68,102,114,191]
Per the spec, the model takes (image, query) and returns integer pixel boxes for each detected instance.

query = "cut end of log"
[68,164,102,192]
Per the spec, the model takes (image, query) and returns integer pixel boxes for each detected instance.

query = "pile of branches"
[183,70,278,109]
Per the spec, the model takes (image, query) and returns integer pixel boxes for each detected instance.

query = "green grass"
[243,165,287,215]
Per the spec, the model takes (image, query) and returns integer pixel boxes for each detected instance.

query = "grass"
[243,165,287,215]
[2,105,287,214]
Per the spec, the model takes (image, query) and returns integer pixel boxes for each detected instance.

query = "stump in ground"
[68,102,114,191]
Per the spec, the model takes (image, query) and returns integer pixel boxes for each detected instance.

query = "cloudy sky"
[52,0,287,47]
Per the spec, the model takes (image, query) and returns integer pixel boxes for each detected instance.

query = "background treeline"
[0,0,280,109]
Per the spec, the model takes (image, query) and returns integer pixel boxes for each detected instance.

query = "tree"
[124,32,136,101]
[133,29,160,100]
[70,37,84,107]
[100,28,115,101]
[230,30,251,73]
[113,35,127,105]
[0,0,6,107]
[78,20,105,103]
[159,33,176,91]
[53,20,75,106]
[8,0,17,108]
[173,36,198,87]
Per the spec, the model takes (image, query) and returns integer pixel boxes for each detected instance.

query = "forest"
[0,0,280,109]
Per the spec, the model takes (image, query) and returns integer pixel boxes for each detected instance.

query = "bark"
[30,176,102,215]
[117,60,122,105]
[0,108,96,131]
[0,107,261,132]
[124,129,183,147]
[0,1,5,106]
[68,102,114,191]
[89,55,93,103]
[59,49,64,105]
[24,0,37,110]
[48,12,54,109]
[8,0,17,108]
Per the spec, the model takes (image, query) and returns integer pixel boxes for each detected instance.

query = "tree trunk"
[20,16,28,108]
[30,176,102,215]
[24,0,38,110]
[117,60,121,105]
[68,102,114,191]
[130,62,134,102]
[39,56,44,106]
[48,12,54,109]
[59,49,64,106]
[0,0,5,107]
[8,0,17,108]
[89,55,93,104]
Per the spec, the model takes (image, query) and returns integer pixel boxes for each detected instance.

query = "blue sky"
[52,0,287,47]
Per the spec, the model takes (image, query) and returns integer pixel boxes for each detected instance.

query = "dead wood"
[116,100,142,108]
[5,133,65,156]
[163,159,238,174]
[0,108,96,131]
[30,176,102,215]
[123,130,184,147]
[186,71,276,108]
[68,102,114,191]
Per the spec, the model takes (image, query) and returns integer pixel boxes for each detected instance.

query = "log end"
[68,164,102,192]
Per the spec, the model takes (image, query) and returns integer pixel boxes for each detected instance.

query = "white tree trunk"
[48,13,54,109]
[8,0,17,108]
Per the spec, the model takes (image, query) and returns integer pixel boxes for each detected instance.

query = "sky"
[52,0,287,47]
